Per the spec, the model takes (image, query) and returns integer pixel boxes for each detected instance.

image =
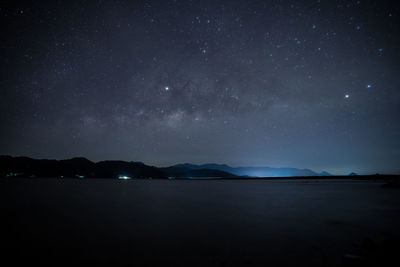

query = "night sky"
[1,0,399,174]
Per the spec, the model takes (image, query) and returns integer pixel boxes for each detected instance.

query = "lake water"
[1,178,399,266]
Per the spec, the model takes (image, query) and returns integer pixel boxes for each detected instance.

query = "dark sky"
[1,0,399,174]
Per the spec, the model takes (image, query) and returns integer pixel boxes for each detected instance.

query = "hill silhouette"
[161,165,236,178]
[172,163,332,177]
[1,155,333,179]
[0,156,166,179]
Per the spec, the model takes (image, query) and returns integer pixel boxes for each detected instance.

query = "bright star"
[366,84,372,88]
[345,94,350,99]
[165,86,169,91]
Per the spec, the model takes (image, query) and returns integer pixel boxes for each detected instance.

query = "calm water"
[1,178,399,266]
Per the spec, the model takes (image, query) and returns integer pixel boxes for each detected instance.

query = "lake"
[1,178,399,266]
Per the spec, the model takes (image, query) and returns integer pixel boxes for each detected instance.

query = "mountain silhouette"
[171,163,331,177]
[161,165,236,178]
[1,155,332,179]
[0,156,165,179]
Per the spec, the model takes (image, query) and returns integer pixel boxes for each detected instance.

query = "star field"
[1,0,399,174]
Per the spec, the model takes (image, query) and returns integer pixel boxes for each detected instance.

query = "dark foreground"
[1,178,399,266]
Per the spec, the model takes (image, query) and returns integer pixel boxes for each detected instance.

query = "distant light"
[118,175,131,180]
[345,94,350,99]
[366,84,372,88]
[76,175,85,179]
[164,86,169,91]
[6,172,22,177]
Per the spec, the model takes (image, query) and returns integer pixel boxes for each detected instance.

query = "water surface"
[1,178,399,266]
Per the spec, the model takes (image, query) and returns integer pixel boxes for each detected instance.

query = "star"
[1,0,398,176]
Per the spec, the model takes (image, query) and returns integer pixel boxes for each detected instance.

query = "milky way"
[1,0,399,174]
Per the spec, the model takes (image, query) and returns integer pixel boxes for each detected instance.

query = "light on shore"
[118,175,131,180]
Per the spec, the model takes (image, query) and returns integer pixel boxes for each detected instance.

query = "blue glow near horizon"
[118,175,131,180]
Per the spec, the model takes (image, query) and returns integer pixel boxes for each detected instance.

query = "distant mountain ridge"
[161,165,237,178]
[172,163,331,177]
[0,155,331,179]
[0,156,165,179]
